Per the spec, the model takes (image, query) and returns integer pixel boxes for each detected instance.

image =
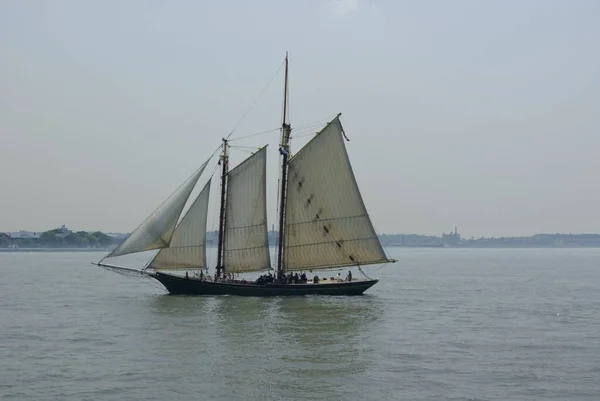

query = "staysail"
[223,147,271,273]
[284,117,389,271]
[147,178,212,270]
[104,161,209,259]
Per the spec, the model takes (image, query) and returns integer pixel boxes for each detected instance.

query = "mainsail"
[283,117,389,271]
[147,178,212,270]
[104,161,209,259]
[223,147,271,273]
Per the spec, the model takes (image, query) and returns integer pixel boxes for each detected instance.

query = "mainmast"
[216,138,229,278]
[277,53,291,279]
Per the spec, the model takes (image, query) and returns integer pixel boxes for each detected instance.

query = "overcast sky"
[1,0,599,238]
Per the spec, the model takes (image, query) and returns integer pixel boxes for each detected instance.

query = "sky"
[1,0,599,238]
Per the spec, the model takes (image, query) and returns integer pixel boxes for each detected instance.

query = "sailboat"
[95,55,396,296]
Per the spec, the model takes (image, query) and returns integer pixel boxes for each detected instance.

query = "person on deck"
[346,271,352,282]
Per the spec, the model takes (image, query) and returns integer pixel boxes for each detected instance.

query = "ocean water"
[0,248,599,400]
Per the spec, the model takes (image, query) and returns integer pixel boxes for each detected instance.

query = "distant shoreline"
[2,245,600,253]
[5,228,600,249]
[0,248,113,253]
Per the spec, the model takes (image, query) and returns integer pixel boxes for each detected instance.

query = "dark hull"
[150,272,378,296]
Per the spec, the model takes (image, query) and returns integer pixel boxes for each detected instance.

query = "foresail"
[223,147,271,273]
[105,161,209,259]
[284,117,389,271]
[148,178,212,270]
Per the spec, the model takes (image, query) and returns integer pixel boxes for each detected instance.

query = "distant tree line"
[0,230,116,248]
[377,233,600,247]
[3,229,600,249]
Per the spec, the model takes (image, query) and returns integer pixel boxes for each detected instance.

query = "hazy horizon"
[4,225,600,239]
[1,1,599,239]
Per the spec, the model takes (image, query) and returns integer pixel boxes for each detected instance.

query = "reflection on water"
[146,294,384,400]
[270,296,384,400]
[147,294,384,345]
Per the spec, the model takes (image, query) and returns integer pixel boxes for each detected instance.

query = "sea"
[1,248,599,401]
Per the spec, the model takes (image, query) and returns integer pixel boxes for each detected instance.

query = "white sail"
[284,117,389,271]
[148,178,212,270]
[223,147,271,273]
[105,161,208,258]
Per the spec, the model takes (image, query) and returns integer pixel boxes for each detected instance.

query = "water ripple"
[1,249,600,400]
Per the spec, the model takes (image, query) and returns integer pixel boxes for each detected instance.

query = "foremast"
[276,53,291,280]
[216,138,229,278]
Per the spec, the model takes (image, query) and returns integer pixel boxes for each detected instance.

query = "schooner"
[95,55,396,296]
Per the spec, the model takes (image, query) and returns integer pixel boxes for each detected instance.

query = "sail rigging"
[283,116,390,271]
[223,146,271,273]
[103,161,209,259]
[96,54,394,297]
[147,178,212,270]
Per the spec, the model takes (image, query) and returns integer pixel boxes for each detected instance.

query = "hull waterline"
[150,272,378,296]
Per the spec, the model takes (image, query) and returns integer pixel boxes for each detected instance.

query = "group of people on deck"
[334,271,353,282]
[286,272,308,284]
[252,270,354,285]
[184,269,354,285]
[254,272,310,285]
[254,272,275,285]
[181,269,354,286]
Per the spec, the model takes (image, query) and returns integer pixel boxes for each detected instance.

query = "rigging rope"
[227,115,337,145]
[291,115,338,136]
[229,127,281,142]
[358,265,375,280]
[225,59,286,140]
[229,146,261,156]
[99,264,167,291]
[230,145,265,149]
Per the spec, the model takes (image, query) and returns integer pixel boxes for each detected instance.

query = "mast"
[216,138,229,277]
[277,53,291,279]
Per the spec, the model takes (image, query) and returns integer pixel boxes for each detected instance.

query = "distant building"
[106,232,128,241]
[0,230,41,248]
[55,225,72,239]
[442,227,461,246]
[6,230,41,240]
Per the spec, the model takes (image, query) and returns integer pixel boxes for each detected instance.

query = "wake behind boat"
[95,54,396,296]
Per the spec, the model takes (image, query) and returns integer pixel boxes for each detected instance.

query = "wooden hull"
[150,272,378,296]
